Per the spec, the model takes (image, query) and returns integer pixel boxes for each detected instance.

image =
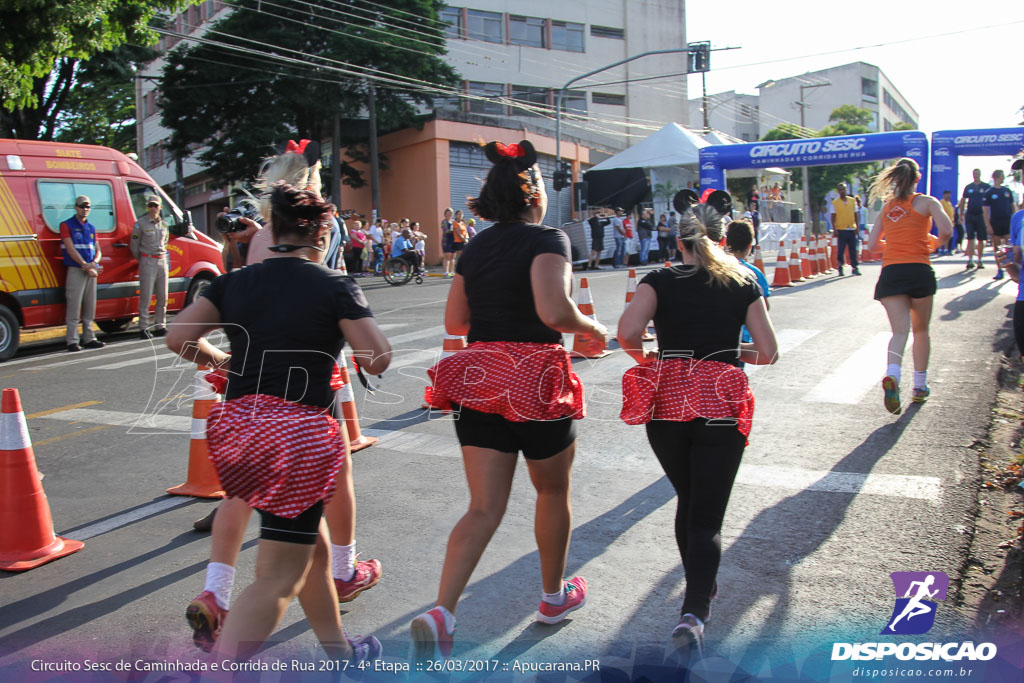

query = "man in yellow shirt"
[829,182,860,276]
[940,190,958,255]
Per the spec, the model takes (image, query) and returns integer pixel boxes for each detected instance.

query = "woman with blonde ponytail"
[616,190,778,665]
[866,158,953,414]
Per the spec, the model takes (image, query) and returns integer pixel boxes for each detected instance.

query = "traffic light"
[552,161,572,192]
[688,42,710,73]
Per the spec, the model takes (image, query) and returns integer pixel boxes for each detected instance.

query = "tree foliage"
[761,106,879,227]
[0,0,189,109]
[158,0,460,188]
[1,44,156,149]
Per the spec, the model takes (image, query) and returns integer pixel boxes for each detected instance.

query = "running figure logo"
[882,571,949,635]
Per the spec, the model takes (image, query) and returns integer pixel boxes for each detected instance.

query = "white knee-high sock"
[332,542,356,581]
[203,562,235,610]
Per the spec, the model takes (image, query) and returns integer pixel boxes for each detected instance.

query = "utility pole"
[796,81,830,232]
[332,112,341,208]
[367,80,380,219]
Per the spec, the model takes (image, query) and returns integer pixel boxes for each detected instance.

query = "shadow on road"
[941,281,1008,321]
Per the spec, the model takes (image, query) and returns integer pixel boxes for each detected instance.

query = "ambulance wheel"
[185,274,214,306]
[0,305,20,361]
[97,317,132,334]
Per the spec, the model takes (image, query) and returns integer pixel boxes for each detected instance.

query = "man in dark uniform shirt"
[960,168,991,269]
[983,169,1017,281]
[586,209,609,270]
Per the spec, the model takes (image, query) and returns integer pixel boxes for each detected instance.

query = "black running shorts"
[257,500,324,545]
[452,404,577,460]
[964,213,987,241]
[874,263,937,300]
[991,215,1011,237]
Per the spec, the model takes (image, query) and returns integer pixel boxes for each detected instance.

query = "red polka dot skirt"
[206,394,345,518]
[620,358,754,438]
[426,341,585,422]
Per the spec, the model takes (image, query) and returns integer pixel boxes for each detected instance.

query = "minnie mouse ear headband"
[482,140,538,171]
[1012,149,1024,171]
[672,188,732,216]
[283,139,322,168]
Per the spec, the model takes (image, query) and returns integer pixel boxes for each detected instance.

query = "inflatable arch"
[929,128,1024,198]
[698,131,930,196]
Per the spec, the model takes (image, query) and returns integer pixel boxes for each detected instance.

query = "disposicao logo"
[831,571,997,662]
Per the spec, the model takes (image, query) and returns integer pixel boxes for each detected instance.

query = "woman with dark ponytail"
[866,158,953,414]
[413,140,606,660]
[167,182,391,664]
[616,189,778,665]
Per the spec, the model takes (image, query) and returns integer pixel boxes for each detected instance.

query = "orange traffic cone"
[335,351,377,452]
[664,260,672,268]
[753,244,765,274]
[167,366,225,498]
[808,237,820,276]
[772,239,793,288]
[626,269,656,341]
[0,388,84,571]
[831,235,840,269]
[800,237,815,278]
[788,239,805,283]
[818,236,832,274]
[572,277,611,358]
[423,334,468,409]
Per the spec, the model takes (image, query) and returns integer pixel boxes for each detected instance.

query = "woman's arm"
[444,273,470,336]
[340,317,392,375]
[165,297,230,369]
[738,297,779,365]
[920,196,954,245]
[530,253,607,344]
[867,218,885,253]
[616,283,657,364]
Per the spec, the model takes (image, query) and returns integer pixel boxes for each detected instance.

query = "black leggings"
[646,419,746,622]
[1015,301,1024,359]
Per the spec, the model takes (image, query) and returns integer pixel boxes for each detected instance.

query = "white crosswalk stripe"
[801,332,891,404]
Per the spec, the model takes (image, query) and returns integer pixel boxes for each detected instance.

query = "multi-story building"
[688,61,918,142]
[134,1,689,261]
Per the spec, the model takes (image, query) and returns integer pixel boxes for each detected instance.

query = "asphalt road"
[0,255,1020,682]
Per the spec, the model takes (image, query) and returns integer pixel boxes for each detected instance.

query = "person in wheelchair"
[391,228,424,275]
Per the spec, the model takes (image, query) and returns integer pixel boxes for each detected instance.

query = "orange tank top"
[879,194,937,267]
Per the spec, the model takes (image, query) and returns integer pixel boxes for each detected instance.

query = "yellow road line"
[26,400,103,419]
[33,424,113,447]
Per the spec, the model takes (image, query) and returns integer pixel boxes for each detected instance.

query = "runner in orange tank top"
[866,158,953,414]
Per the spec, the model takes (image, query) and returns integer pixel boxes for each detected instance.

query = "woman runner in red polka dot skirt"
[413,140,607,660]
[167,184,391,663]
[616,190,778,665]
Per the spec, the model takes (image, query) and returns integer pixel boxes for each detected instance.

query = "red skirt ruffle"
[426,341,585,422]
[620,358,754,438]
[206,394,345,518]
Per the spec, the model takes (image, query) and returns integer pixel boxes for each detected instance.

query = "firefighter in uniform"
[131,194,169,338]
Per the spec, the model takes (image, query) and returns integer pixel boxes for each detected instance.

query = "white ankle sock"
[913,370,927,390]
[332,542,356,581]
[886,364,901,380]
[542,584,566,606]
[204,562,235,610]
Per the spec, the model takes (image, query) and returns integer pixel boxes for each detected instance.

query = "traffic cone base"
[167,367,224,498]
[0,388,84,571]
[772,239,793,288]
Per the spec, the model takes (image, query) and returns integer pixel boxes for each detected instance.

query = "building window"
[862,77,878,100]
[440,6,462,39]
[883,119,894,132]
[468,81,505,115]
[467,9,503,43]
[509,15,544,48]
[590,25,624,39]
[882,88,914,126]
[741,133,751,141]
[592,92,625,106]
[739,103,752,119]
[509,85,549,116]
[551,21,584,52]
[558,89,587,115]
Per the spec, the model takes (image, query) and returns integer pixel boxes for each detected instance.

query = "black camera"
[215,202,260,233]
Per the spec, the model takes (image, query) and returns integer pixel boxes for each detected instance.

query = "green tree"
[0,44,156,149]
[0,0,190,109]
[761,106,878,228]
[159,0,460,187]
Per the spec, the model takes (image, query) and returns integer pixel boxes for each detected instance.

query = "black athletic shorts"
[591,237,604,252]
[452,404,576,460]
[964,213,987,241]
[257,500,324,545]
[874,263,937,300]
[991,215,1011,237]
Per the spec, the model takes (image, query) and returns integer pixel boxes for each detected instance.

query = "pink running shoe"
[186,591,227,652]
[536,577,588,624]
[410,607,455,661]
[334,555,382,603]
